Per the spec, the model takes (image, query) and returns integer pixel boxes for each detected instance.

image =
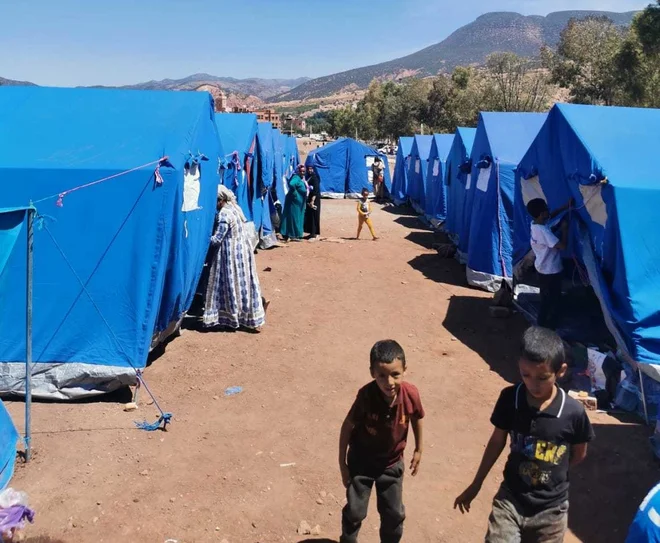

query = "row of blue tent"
[305,137,392,198]
[0,86,301,485]
[392,103,660,375]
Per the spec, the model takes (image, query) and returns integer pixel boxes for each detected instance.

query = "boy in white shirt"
[526,198,571,329]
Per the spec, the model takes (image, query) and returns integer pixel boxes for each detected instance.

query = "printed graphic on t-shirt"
[511,431,568,486]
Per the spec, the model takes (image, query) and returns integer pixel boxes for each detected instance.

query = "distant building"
[254,109,281,129]
[194,84,227,112]
[293,118,307,132]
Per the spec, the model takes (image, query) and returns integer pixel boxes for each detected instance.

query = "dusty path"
[6,200,659,543]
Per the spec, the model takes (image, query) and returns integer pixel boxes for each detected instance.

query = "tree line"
[320,1,660,141]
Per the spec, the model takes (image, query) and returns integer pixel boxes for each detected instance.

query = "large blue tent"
[407,135,434,214]
[516,103,660,366]
[465,112,547,291]
[215,113,258,222]
[0,86,222,399]
[0,399,18,489]
[445,127,477,256]
[424,134,455,226]
[306,138,391,198]
[255,122,279,248]
[391,137,414,205]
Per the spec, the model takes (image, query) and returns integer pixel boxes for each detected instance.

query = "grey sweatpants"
[486,485,568,543]
[340,461,405,543]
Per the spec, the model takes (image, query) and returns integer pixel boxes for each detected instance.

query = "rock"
[320,491,327,498]
[213,396,220,401]
[316,498,324,505]
[297,521,312,535]
[311,525,322,536]
[93,517,99,524]
[133,498,140,503]
[123,402,138,412]
[170,497,176,503]
[140,470,149,476]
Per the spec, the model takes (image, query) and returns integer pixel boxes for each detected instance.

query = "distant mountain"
[0,73,310,100]
[115,73,311,100]
[273,10,637,102]
[0,76,37,87]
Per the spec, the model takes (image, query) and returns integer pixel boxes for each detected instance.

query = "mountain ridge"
[272,10,637,101]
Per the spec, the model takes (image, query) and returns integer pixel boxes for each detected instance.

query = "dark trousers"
[538,272,562,330]
[341,461,405,543]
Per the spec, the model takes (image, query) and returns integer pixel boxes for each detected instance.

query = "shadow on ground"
[442,295,527,384]
[395,215,433,231]
[380,204,418,217]
[408,253,469,289]
[298,539,337,543]
[568,421,659,542]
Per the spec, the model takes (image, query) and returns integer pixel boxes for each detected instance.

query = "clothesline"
[31,156,170,207]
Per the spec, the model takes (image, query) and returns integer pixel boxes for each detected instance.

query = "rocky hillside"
[115,74,310,100]
[0,73,309,100]
[273,10,636,101]
[0,76,37,87]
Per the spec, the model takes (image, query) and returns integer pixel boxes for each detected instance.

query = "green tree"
[545,16,625,105]
[484,53,551,112]
[615,2,660,107]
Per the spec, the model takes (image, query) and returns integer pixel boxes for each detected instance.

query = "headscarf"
[218,184,247,223]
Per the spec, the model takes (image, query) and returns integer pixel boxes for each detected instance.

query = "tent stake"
[25,208,34,462]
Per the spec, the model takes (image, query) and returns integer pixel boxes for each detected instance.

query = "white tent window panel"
[415,159,420,174]
[579,184,608,227]
[476,165,492,192]
[366,156,375,183]
[432,159,440,177]
[182,162,201,212]
[521,175,548,205]
[465,173,472,190]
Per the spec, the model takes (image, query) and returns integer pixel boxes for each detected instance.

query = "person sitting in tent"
[280,164,307,242]
[304,164,321,240]
[203,185,266,332]
[372,157,385,203]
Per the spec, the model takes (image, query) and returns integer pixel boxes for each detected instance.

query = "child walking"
[356,188,378,240]
[526,198,572,329]
[339,340,424,543]
[454,326,594,543]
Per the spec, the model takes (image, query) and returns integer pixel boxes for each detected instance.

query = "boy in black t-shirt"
[454,327,594,542]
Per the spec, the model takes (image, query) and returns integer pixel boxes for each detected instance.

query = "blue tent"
[407,135,434,214]
[465,112,547,291]
[254,123,277,248]
[424,134,455,226]
[272,129,286,204]
[391,137,414,205]
[0,86,222,399]
[516,103,660,365]
[215,113,258,222]
[445,127,477,254]
[306,138,391,198]
[0,399,18,489]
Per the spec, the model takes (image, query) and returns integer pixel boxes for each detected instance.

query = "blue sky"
[0,0,649,86]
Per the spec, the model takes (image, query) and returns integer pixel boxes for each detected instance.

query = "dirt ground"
[6,200,659,543]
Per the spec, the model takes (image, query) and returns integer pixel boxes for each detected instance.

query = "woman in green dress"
[280,164,308,241]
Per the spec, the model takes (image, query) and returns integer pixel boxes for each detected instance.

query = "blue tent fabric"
[0,86,222,399]
[407,135,433,214]
[446,127,477,252]
[465,112,547,291]
[255,122,275,234]
[516,103,660,365]
[424,134,455,225]
[272,129,285,204]
[391,137,413,205]
[306,138,391,198]
[215,113,258,222]
[0,399,18,489]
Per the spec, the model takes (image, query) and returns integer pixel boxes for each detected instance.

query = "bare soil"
[6,200,659,543]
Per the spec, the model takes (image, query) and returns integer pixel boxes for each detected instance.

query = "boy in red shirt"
[338,340,424,543]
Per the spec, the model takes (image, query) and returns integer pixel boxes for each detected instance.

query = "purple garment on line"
[0,505,35,532]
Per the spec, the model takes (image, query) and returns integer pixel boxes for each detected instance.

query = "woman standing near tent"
[203,186,266,331]
[280,164,307,241]
[304,164,321,240]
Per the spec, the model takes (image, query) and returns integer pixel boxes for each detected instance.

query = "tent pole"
[639,366,649,426]
[25,208,34,462]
